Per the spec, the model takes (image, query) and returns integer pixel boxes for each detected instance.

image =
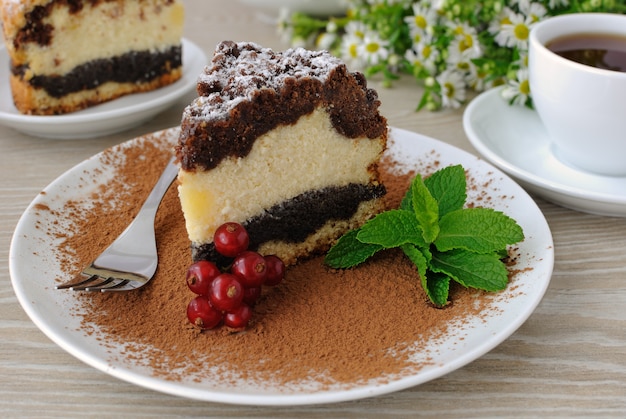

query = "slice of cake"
[176,41,388,266]
[0,0,184,115]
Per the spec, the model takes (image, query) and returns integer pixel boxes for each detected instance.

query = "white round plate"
[237,0,346,17]
[0,39,206,139]
[463,87,626,217]
[9,127,553,406]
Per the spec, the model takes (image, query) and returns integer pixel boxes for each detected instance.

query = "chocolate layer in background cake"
[176,41,388,266]
[0,0,184,115]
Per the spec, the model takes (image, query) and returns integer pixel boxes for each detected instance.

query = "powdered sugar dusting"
[1,0,24,22]
[184,41,342,121]
[1,0,43,24]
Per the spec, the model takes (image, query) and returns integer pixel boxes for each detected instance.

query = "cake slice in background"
[176,40,388,266]
[0,0,184,115]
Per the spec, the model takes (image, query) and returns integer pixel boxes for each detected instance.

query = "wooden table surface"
[1,1,625,417]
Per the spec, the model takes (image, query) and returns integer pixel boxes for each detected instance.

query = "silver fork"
[56,157,179,292]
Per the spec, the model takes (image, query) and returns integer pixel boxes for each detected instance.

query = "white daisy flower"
[496,10,534,50]
[436,69,467,109]
[430,0,447,12]
[358,31,390,65]
[404,3,438,35]
[340,34,366,70]
[520,2,548,23]
[501,68,531,106]
[405,40,439,74]
[465,61,492,92]
[447,21,476,38]
[344,20,367,40]
[316,32,337,51]
[448,31,482,61]
[489,7,514,38]
[513,49,529,69]
[447,52,472,76]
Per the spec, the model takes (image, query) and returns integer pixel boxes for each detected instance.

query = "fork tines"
[55,275,130,292]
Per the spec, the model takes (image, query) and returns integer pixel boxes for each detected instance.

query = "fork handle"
[108,156,178,250]
[139,157,179,216]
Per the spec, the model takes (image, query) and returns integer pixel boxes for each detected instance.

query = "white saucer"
[463,87,626,217]
[0,39,207,139]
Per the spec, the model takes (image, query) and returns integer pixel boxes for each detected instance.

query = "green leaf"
[400,185,413,212]
[357,210,427,248]
[401,244,430,278]
[402,244,448,306]
[430,249,509,292]
[423,165,466,217]
[410,175,440,243]
[435,208,525,253]
[424,271,451,307]
[324,229,383,269]
[324,162,525,305]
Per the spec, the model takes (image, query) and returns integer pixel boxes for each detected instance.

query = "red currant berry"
[213,222,249,257]
[224,303,253,329]
[208,273,244,312]
[264,255,285,286]
[187,295,222,330]
[186,260,220,295]
[231,251,267,288]
[242,286,262,306]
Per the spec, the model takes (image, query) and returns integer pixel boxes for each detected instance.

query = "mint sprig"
[324,165,524,307]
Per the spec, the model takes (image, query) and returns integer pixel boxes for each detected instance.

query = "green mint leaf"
[400,185,413,212]
[424,165,466,217]
[357,210,427,248]
[495,248,509,259]
[402,244,449,306]
[430,249,509,292]
[424,271,451,307]
[401,243,429,278]
[324,229,383,268]
[435,208,525,253]
[410,174,440,243]
[325,163,525,306]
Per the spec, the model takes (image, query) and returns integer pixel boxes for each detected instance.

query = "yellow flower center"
[414,15,427,30]
[349,43,358,58]
[520,79,530,95]
[514,23,529,41]
[459,34,473,52]
[366,42,380,54]
[444,82,455,98]
[422,45,432,59]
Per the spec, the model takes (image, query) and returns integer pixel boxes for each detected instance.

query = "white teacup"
[529,13,626,176]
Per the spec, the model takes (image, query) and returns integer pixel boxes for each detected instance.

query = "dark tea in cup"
[547,33,626,72]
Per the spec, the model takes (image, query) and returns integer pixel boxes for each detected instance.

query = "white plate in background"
[238,0,347,17]
[0,39,206,139]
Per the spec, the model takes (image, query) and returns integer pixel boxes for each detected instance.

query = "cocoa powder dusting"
[39,132,519,391]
